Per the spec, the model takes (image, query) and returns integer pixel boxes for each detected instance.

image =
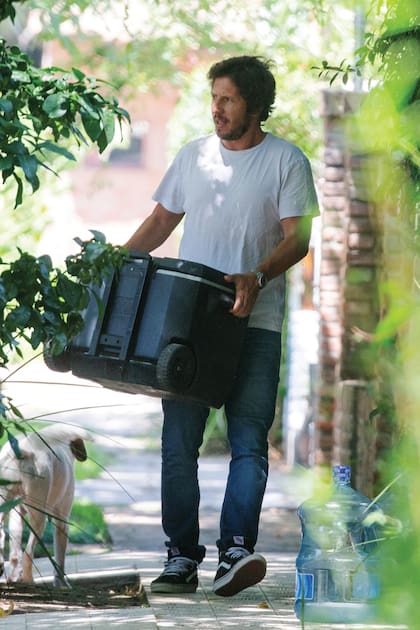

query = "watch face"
[256,271,266,288]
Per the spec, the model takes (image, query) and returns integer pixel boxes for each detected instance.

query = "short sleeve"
[152,150,186,214]
[278,154,319,219]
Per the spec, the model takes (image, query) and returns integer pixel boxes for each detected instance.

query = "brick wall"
[315,90,380,495]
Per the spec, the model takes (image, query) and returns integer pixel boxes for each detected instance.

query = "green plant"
[312,1,419,625]
[0,0,25,22]
[0,231,127,453]
[0,230,126,366]
[0,38,130,208]
[0,0,131,582]
[11,498,112,553]
[68,499,112,545]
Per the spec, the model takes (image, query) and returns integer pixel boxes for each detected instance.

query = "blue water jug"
[294,465,381,623]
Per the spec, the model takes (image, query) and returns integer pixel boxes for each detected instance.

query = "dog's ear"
[70,438,88,462]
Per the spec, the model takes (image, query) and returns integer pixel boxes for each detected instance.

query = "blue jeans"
[160,327,281,562]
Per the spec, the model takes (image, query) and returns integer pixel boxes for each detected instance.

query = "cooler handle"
[219,292,235,309]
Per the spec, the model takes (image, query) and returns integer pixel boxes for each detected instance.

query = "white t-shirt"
[153,132,319,332]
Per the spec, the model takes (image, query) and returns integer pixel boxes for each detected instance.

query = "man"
[125,55,319,597]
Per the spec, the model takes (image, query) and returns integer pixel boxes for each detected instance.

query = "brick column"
[315,90,379,492]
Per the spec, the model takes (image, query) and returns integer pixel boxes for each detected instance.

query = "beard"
[214,113,252,141]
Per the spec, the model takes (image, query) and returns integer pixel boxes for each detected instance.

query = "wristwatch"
[255,271,267,289]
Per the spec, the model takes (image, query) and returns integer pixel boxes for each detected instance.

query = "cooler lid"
[153,256,234,292]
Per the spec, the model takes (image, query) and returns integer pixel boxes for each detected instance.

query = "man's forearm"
[257,216,312,281]
[257,232,309,281]
[124,204,184,253]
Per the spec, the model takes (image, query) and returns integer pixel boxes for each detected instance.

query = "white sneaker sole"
[213,554,267,597]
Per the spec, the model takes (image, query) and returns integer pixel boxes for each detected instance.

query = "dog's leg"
[0,509,6,578]
[8,507,24,583]
[52,517,71,588]
[21,509,47,583]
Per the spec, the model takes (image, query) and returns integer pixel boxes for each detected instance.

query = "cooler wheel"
[157,343,196,392]
[43,347,71,373]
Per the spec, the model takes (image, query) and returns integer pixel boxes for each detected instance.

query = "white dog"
[0,425,91,587]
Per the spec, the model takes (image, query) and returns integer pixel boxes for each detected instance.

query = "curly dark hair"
[207,55,276,122]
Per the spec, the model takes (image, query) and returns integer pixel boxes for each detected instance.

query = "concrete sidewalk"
[0,448,404,629]
[0,442,306,628]
[1,362,406,628]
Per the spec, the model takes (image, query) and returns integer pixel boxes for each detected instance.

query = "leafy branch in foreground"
[0,0,25,23]
[0,230,127,367]
[0,39,130,208]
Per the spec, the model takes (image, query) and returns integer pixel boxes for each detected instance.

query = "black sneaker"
[150,556,198,593]
[213,547,266,597]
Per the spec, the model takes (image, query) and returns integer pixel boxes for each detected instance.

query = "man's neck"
[221,128,266,151]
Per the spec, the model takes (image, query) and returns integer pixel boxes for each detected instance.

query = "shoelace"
[162,556,196,575]
[224,546,250,561]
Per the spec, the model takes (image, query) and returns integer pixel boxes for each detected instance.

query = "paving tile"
[1,362,408,628]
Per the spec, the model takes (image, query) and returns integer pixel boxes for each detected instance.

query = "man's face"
[211,76,252,142]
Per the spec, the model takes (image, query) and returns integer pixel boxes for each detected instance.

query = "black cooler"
[45,252,248,408]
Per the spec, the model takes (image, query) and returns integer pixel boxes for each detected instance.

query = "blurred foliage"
[74,440,112,480]
[67,498,112,544]
[4,0,360,167]
[0,38,130,208]
[315,1,419,626]
[23,498,112,548]
[17,0,355,89]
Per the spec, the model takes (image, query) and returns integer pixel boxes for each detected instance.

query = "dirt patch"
[1,569,148,615]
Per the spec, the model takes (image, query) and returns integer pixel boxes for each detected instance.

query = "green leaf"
[0,155,14,170]
[68,123,88,146]
[0,98,13,114]
[43,93,68,119]
[45,65,68,74]
[329,72,339,85]
[81,111,102,142]
[89,230,107,243]
[56,275,85,310]
[11,70,31,84]
[7,430,22,460]
[29,326,45,349]
[79,95,101,118]
[115,106,131,123]
[67,310,86,333]
[6,305,32,329]
[97,110,115,153]
[37,254,53,280]
[17,154,39,184]
[43,309,62,325]
[7,141,26,155]
[0,498,21,513]
[13,173,23,208]
[48,332,70,355]
[72,67,86,81]
[37,140,76,161]
[7,400,23,419]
